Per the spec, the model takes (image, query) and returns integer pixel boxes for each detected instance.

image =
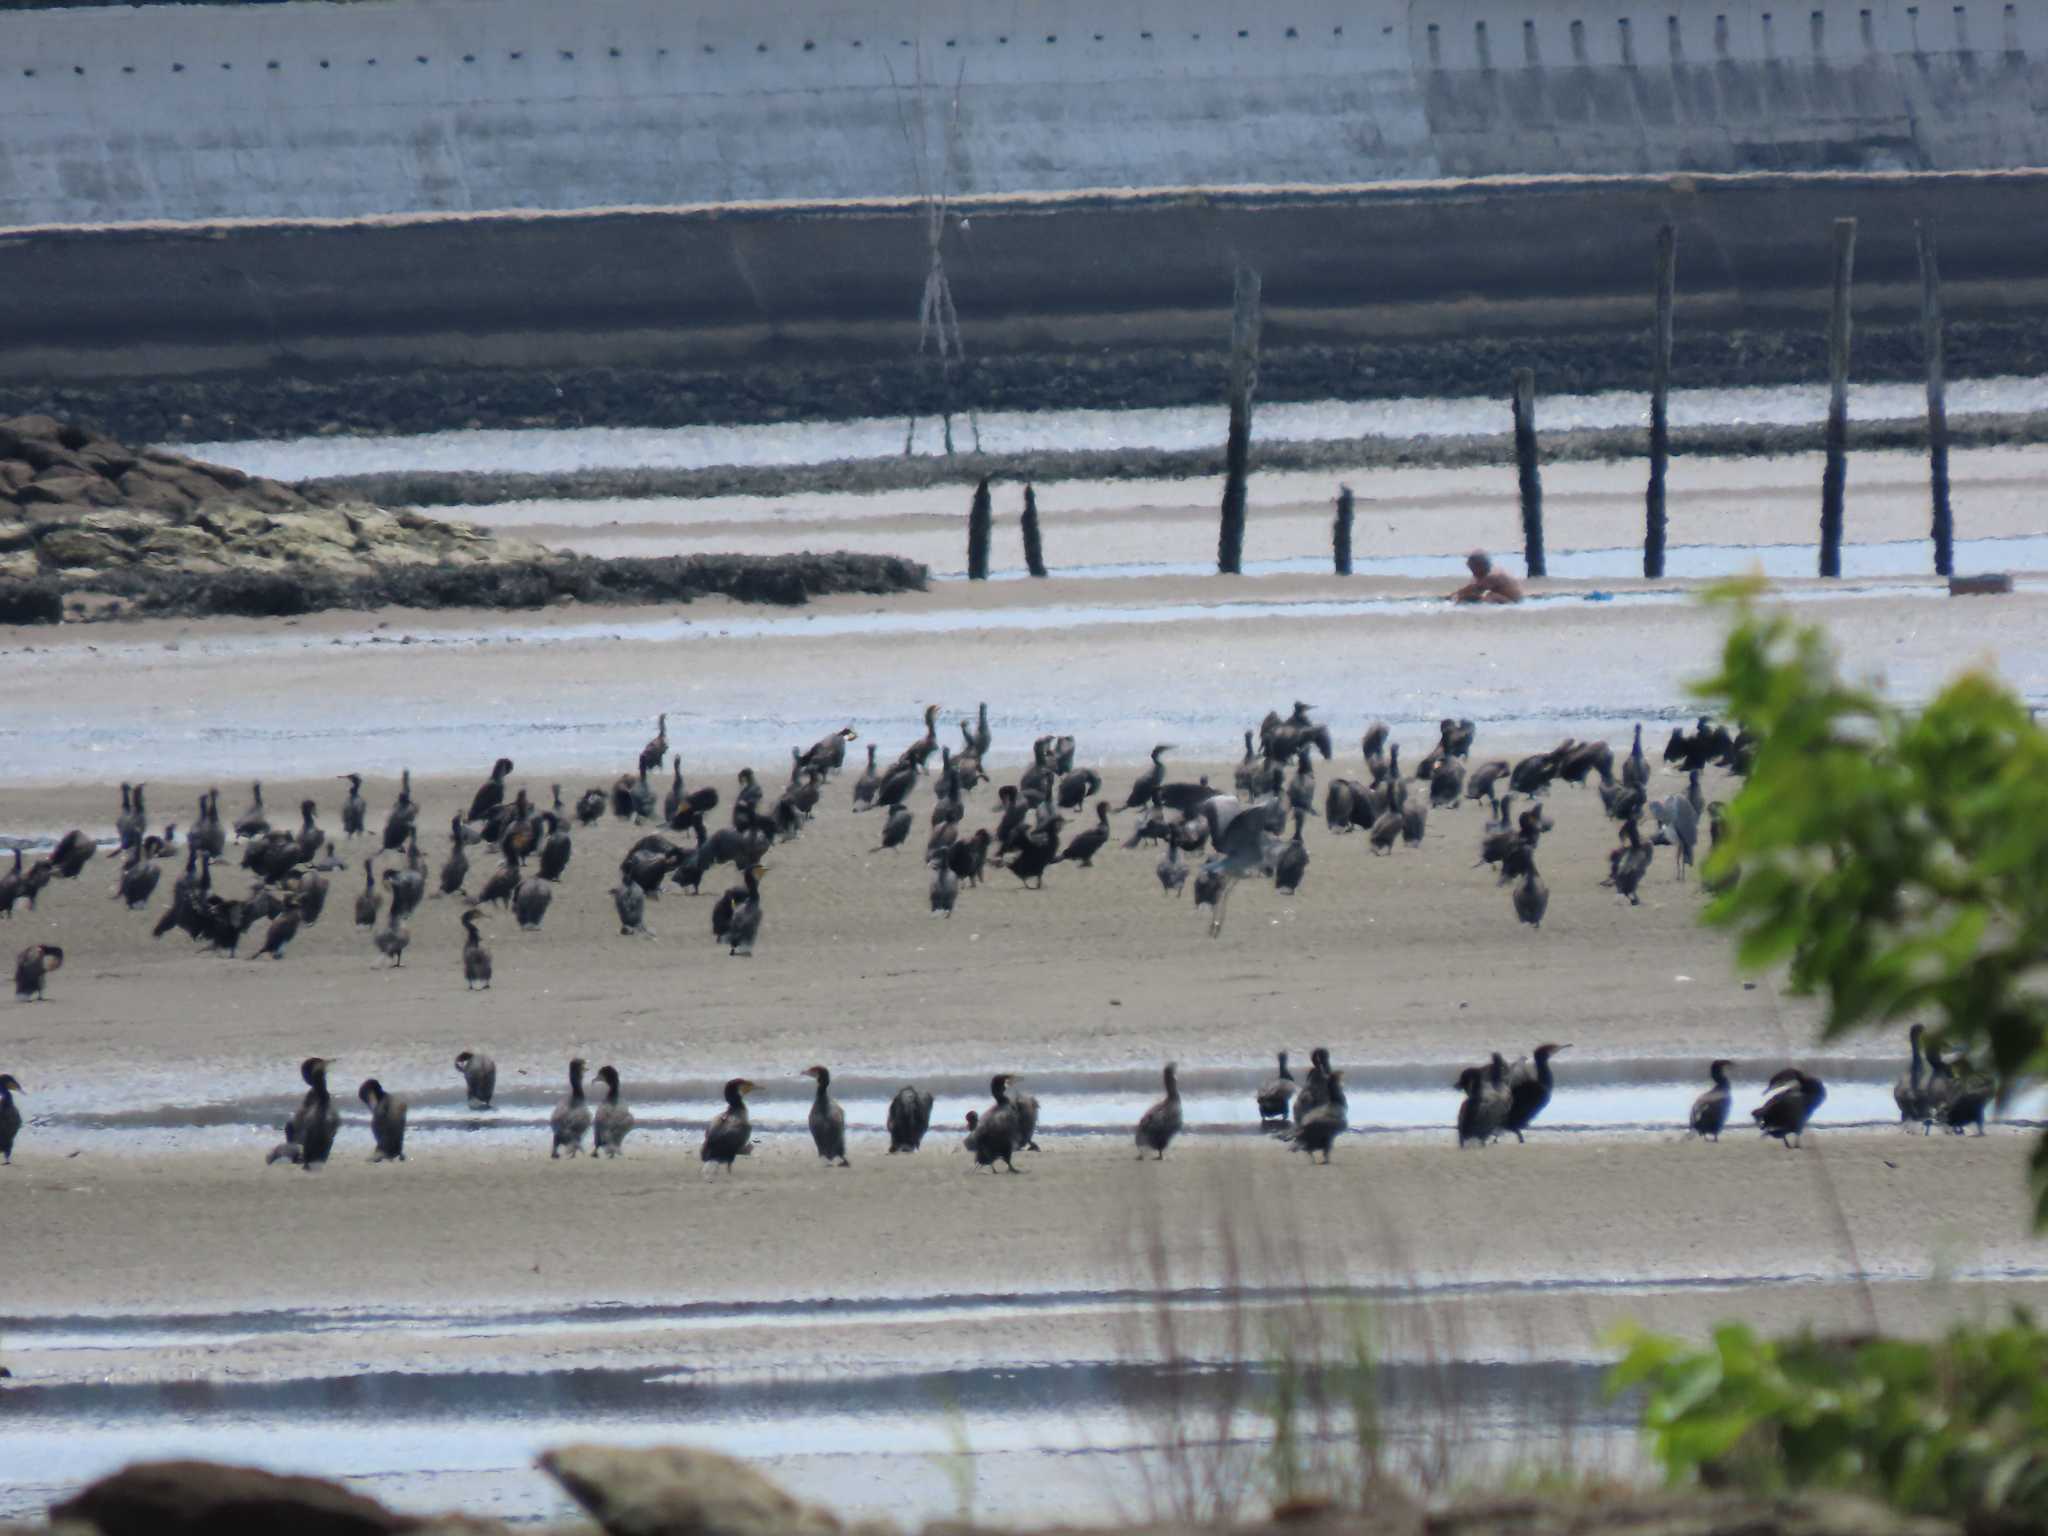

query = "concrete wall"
[3,0,2045,227]
[5,172,2045,383]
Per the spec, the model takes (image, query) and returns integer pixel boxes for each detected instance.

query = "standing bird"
[373,904,410,968]
[251,895,303,961]
[887,1085,935,1152]
[701,1078,756,1170]
[1293,1046,1333,1125]
[1008,1076,1042,1152]
[358,1079,408,1162]
[851,744,881,808]
[234,782,270,841]
[0,1073,22,1164]
[639,713,670,777]
[802,1064,850,1166]
[467,757,514,824]
[929,858,959,918]
[551,1058,592,1158]
[354,859,381,927]
[439,814,470,898]
[1134,1061,1183,1160]
[1058,802,1112,868]
[1256,1052,1296,1125]
[513,869,553,930]
[1621,724,1649,790]
[455,1049,497,1109]
[1287,1071,1348,1163]
[611,882,651,937]
[1274,810,1310,895]
[340,773,368,839]
[1752,1068,1826,1148]
[1455,1065,1511,1148]
[966,1075,1022,1173]
[872,803,912,852]
[382,769,417,854]
[1936,1052,1993,1135]
[460,910,492,989]
[14,944,62,1001]
[1689,1060,1733,1141]
[267,1056,340,1170]
[1502,1043,1567,1141]
[725,865,766,956]
[1513,862,1550,929]
[593,1065,635,1156]
[1893,1023,1940,1131]
[1123,744,1173,812]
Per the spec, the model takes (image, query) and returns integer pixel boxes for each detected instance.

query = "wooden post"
[1020,483,1048,578]
[1819,217,1857,578]
[966,476,992,580]
[1332,484,1354,576]
[1645,223,1676,578]
[1513,368,1545,578]
[1918,221,1953,577]
[1217,264,1262,575]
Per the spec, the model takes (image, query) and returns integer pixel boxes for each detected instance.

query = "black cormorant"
[1690,1059,1733,1141]
[1503,1043,1567,1141]
[887,1085,935,1152]
[455,1049,497,1109]
[14,944,61,1001]
[1256,1052,1295,1124]
[0,1073,21,1163]
[803,1065,849,1166]
[594,1065,634,1156]
[460,910,493,989]
[1752,1067,1826,1148]
[551,1058,592,1157]
[701,1078,756,1170]
[1059,802,1111,868]
[1288,1071,1348,1163]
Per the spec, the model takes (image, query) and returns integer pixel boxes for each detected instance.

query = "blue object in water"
[1584,590,1614,602]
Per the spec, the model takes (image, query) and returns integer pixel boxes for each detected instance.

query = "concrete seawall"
[3,0,2046,227]
[5,173,2047,388]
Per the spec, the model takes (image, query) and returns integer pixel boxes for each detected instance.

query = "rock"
[538,1444,895,1536]
[48,1458,420,1536]
[0,518,32,554]
[116,467,199,515]
[0,461,30,495]
[1429,1490,1957,1536]
[82,508,170,541]
[192,500,272,542]
[79,443,139,479]
[0,414,64,458]
[37,527,129,568]
[0,549,39,581]
[22,472,120,509]
[138,525,225,562]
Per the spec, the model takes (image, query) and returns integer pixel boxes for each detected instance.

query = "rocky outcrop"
[0,414,541,585]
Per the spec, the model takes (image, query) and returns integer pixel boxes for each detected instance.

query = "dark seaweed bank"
[12,315,2048,445]
[0,552,928,627]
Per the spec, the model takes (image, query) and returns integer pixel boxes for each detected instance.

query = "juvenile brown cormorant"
[358,1078,408,1162]
[1293,1047,1332,1124]
[575,786,607,825]
[929,859,959,917]
[455,1049,497,1108]
[388,840,426,919]
[894,704,942,776]
[1156,838,1189,897]
[513,869,553,930]
[1008,1077,1042,1151]
[1690,1060,1733,1141]
[1503,1043,1567,1140]
[887,1085,935,1152]
[1752,1067,1826,1148]
[354,859,381,926]
[611,881,651,937]
[701,1078,756,1169]
[1604,818,1652,905]
[382,769,418,853]
[1134,1062,1183,1160]
[1938,1054,1993,1135]
[802,1065,849,1166]
[1257,1052,1295,1124]
[639,714,670,777]
[550,1058,592,1157]
[1455,1066,1508,1147]
[1512,862,1550,929]
[14,944,61,1001]
[1288,1070,1348,1163]
[0,1073,22,1163]
[438,813,470,898]
[594,1065,634,1156]
[851,744,881,807]
[292,867,330,926]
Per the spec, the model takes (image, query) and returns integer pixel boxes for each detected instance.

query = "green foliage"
[1609,1316,2048,1522]
[1695,582,2048,1219]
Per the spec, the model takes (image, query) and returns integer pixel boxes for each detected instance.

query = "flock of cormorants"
[0,701,2000,1171]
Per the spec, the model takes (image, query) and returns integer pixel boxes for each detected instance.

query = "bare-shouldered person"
[1447,550,1524,605]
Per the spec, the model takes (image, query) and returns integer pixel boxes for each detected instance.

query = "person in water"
[1447,550,1524,604]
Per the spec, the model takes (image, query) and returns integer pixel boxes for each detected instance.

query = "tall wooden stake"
[966,476,992,580]
[1819,217,1857,578]
[1217,264,1262,575]
[1645,224,1676,578]
[1513,368,1545,578]
[1918,221,1953,577]
[1333,484,1354,575]
[1020,483,1048,578]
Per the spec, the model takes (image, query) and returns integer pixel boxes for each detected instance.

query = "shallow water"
[174,377,2048,481]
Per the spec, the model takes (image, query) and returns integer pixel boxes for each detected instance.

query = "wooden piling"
[1645,223,1676,578]
[1819,217,1857,578]
[1512,368,1545,578]
[1333,484,1354,575]
[1918,221,1953,577]
[966,475,992,580]
[1020,483,1048,578]
[1217,264,1262,576]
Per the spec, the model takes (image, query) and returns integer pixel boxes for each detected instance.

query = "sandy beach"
[4,443,2046,1524]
